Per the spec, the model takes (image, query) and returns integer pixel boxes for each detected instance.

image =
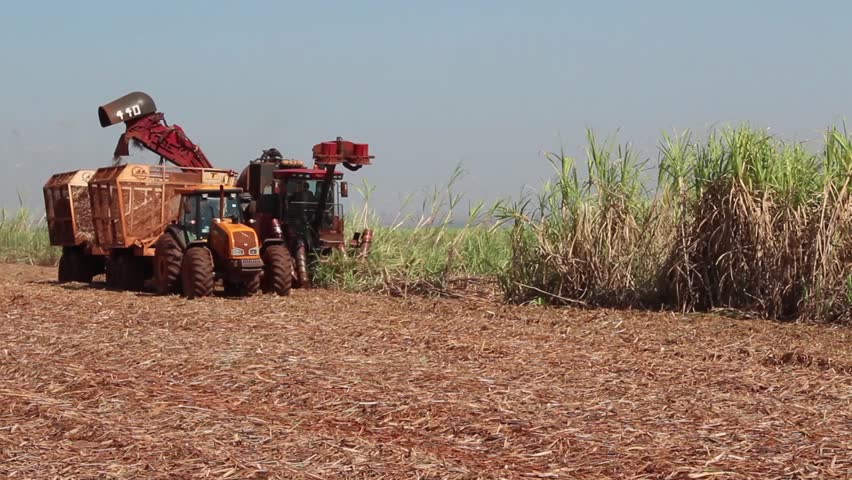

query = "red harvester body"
[237,138,374,287]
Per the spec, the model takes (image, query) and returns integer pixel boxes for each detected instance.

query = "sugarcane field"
[2,263,850,478]
[1,2,851,479]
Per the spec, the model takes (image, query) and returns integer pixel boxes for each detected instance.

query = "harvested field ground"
[1,265,850,479]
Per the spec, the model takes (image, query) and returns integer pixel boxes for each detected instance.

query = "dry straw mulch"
[1,265,850,479]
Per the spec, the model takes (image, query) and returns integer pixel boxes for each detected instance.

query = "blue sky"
[2,1,852,214]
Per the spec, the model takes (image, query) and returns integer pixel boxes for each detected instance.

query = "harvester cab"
[279,168,344,247]
[237,138,373,288]
[153,185,290,298]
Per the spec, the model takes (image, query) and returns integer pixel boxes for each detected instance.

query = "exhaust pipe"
[98,91,157,127]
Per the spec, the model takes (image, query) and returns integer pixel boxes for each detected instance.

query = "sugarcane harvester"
[238,138,374,287]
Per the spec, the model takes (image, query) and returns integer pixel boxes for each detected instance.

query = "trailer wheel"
[57,251,74,282]
[105,255,143,291]
[58,249,91,283]
[57,250,77,283]
[261,244,293,295]
[105,257,120,289]
[154,233,183,295]
[119,255,146,291]
[182,247,214,299]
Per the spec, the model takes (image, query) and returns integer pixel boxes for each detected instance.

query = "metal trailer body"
[44,169,99,249]
[44,169,109,282]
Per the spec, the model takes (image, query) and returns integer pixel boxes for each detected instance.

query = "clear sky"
[2,1,852,214]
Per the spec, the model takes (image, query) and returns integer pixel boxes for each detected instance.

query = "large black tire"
[58,249,92,283]
[244,272,261,295]
[57,252,74,282]
[154,233,184,295]
[261,244,293,295]
[119,255,146,291]
[224,272,261,297]
[105,255,145,291]
[181,247,214,299]
[105,257,120,289]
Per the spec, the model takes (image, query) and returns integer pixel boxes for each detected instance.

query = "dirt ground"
[1,264,850,479]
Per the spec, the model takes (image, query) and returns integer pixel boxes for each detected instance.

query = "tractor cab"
[178,187,247,242]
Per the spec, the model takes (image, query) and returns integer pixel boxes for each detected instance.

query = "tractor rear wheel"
[261,244,293,295]
[154,233,183,295]
[181,247,214,299]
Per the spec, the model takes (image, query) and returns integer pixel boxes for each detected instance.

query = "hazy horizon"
[3,1,852,215]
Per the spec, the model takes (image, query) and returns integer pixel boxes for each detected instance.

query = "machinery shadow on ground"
[35,279,278,301]
[30,280,108,291]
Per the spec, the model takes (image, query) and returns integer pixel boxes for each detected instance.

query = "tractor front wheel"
[181,247,214,299]
[261,244,293,295]
[154,233,183,295]
[244,273,261,295]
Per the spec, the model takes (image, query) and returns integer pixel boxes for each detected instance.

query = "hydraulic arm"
[311,137,373,238]
[98,92,212,170]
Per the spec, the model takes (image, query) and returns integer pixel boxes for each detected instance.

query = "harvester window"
[288,180,317,204]
[283,178,338,230]
[285,179,335,206]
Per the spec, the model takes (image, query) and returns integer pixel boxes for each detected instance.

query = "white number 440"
[115,105,142,121]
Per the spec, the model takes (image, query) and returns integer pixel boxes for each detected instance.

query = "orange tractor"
[151,185,278,298]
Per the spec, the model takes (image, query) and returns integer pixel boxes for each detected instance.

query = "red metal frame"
[273,168,343,180]
[114,113,212,170]
[312,138,373,167]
